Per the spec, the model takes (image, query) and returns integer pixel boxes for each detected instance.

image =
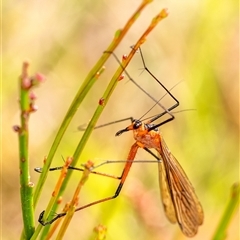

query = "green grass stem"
[212,182,239,240]
[18,62,37,239]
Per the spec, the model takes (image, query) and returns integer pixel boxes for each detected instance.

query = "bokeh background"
[2,0,239,239]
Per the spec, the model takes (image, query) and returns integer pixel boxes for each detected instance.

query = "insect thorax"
[133,123,160,149]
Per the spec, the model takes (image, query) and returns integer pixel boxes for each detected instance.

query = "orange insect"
[114,114,204,237]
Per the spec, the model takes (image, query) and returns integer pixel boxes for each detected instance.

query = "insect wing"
[159,137,204,237]
[158,160,177,223]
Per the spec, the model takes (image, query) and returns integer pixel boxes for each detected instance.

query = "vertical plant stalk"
[17,62,44,239]
[43,157,73,224]
[37,8,169,236]
[45,203,70,240]
[33,0,154,209]
[212,182,239,240]
[30,158,72,240]
[55,161,94,239]
[19,62,35,239]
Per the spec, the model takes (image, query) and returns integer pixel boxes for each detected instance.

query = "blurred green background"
[2,0,239,239]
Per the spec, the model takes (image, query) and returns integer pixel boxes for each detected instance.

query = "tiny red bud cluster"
[57,196,63,204]
[29,103,38,112]
[99,98,105,106]
[13,125,21,132]
[35,73,45,83]
[118,74,125,81]
[122,54,128,61]
[29,91,37,100]
[22,77,32,89]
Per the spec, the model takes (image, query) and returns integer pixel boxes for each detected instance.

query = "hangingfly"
[116,117,204,237]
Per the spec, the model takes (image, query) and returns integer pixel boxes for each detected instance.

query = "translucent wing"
[158,160,177,223]
[157,136,204,237]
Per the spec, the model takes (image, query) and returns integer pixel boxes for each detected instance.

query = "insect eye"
[144,123,157,132]
[133,120,142,129]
